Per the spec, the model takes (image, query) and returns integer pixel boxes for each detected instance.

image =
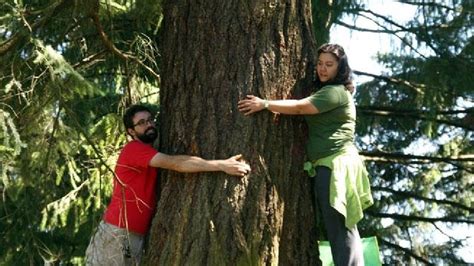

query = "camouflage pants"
[86,221,144,266]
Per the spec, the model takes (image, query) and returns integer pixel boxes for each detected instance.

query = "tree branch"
[338,7,447,56]
[359,143,474,172]
[431,222,464,245]
[89,8,161,82]
[366,210,474,224]
[356,105,474,130]
[379,238,434,266]
[353,70,425,94]
[365,158,474,173]
[372,186,474,213]
[399,1,456,12]
[334,18,428,59]
[360,151,474,164]
[357,105,474,116]
[72,50,107,69]
[62,104,124,190]
[0,0,67,56]
[42,104,62,172]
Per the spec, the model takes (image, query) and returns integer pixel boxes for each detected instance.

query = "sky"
[330,1,417,84]
[329,1,474,263]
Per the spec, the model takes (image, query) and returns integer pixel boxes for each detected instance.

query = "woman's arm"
[149,153,251,177]
[238,95,319,115]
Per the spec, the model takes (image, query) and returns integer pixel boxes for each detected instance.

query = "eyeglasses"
[133,117,155,127]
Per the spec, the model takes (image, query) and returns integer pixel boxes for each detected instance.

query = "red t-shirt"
[104,140,158,235]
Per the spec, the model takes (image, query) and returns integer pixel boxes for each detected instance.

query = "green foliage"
[0,108,25,205]
[0,0,472,264]
[33,40,98,99]
[0,0,161,264]
[303,161,316,177]
[311,0,365,46]
[345,1,474,264]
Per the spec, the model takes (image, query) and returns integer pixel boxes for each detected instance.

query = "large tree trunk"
[145,0,318,264]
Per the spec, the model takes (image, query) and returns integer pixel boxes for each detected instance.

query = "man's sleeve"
[125,143,158,168]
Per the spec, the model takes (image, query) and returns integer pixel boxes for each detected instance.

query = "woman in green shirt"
[238,44,373,266]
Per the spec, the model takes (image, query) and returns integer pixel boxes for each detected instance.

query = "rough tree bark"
[144,0,318,265]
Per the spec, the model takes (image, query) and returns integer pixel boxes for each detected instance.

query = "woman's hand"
[345,82,355,94]
[238,95,266,115]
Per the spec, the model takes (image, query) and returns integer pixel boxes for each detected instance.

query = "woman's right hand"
[238,95,266,116]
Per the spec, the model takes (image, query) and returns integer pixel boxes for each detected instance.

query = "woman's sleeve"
[308,86,348,113]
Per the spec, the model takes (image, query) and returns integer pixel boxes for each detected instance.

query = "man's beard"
[136,127,158,143]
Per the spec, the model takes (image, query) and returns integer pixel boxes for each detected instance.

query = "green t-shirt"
[304,84,355,160]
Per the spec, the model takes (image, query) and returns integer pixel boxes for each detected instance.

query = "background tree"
[327,0,474,264]
[0,0,161,264]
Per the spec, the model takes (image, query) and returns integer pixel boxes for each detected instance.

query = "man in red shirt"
[86,105,251,265]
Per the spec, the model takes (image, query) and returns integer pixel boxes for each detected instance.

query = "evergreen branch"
[431,222,464,246]
[356,9,406,32]
[336,19,394,33]
[339,7,448,56]
[62,104,129,223]
[89,9,161,83]
[399,1,456,12]
[0,103,18,117]
[364,159,474,174]
[334,18,401,33]
[360,149,474,173]
[353,70,425,94]
[372,186,474,213]
[43,179,89,214]
[356,106,474,130]
[0,69,48,102]
[72,50,107,69]
[334,18,427,59]
[357,105,474,116]
[356,8,441,56]
[379,238,434,266]
[42,104,62,172]
[366,210,474,224]
[453,162,474,174]
[0,0,67,56]
[360,151,474,164]
[62,105,116,178]
[0,29,28,57]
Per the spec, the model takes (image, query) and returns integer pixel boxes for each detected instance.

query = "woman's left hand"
[238,95,265,116]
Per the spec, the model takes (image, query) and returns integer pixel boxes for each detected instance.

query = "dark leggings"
[314,166,364,266]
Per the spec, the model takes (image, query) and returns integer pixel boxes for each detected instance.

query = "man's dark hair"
[314,43,353,89]
[123,104,152,130]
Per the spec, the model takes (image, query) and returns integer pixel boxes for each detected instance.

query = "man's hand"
[219,154,251,177]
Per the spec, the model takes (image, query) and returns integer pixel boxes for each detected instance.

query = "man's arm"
[149,153,251,177]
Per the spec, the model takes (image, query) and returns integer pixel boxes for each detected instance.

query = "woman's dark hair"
[123,104,152,130]
[314,43,353,89]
